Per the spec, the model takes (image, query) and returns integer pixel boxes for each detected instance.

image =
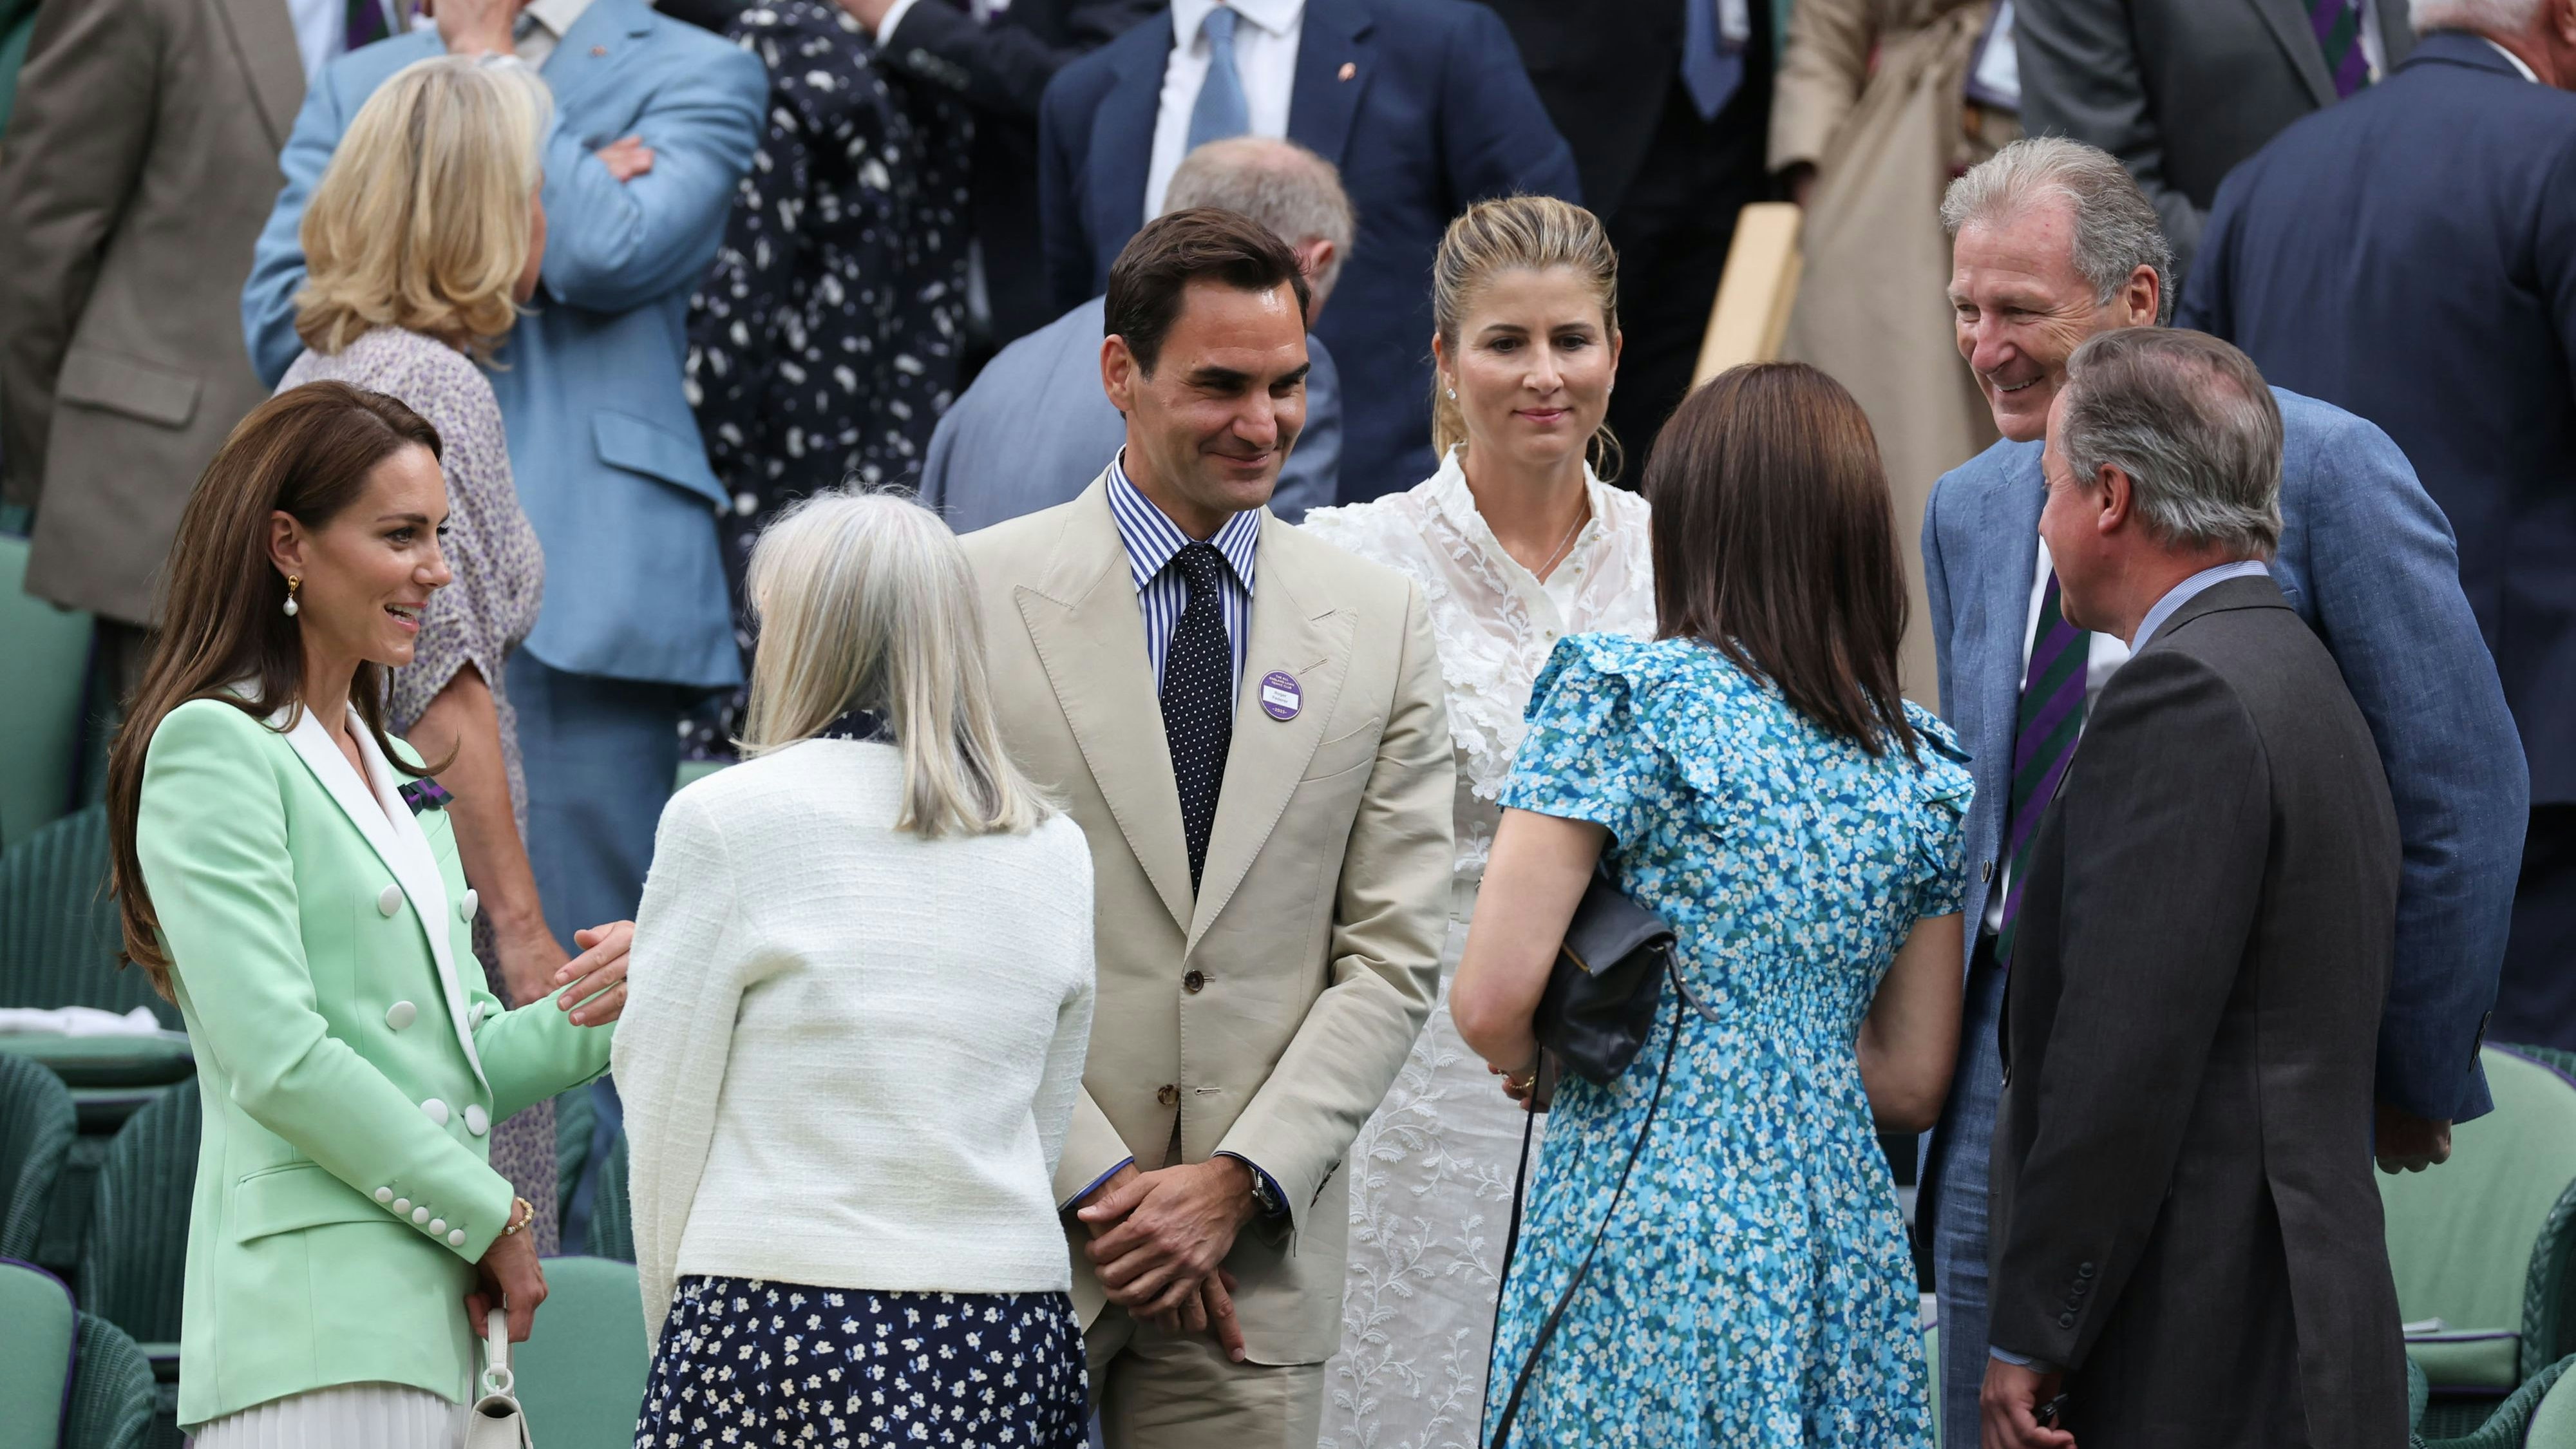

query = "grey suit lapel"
[213,0,305,151]
[2246,0,2339,108]
[1958,441,2045,942]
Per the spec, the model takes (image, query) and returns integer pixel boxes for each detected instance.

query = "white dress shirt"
[1145,0,1305,222]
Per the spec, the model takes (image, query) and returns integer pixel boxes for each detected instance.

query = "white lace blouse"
[1302,448,1658,885]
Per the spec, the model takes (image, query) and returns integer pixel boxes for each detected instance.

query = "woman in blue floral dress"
[1452,363,1973,1447]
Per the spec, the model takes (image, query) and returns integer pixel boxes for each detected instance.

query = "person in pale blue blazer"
[1922,138,2526,1449]
[242,0,764,955]
[924,136,1347,532]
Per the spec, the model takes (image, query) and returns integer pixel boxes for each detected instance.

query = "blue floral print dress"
[1484,635,1971,1447]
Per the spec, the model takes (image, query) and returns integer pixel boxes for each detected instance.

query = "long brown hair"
[1645,363,1920,760]
[107,383,446,990]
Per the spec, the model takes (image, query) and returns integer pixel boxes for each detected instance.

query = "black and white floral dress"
[634,1278,1088,1448]
[684,0,971,752]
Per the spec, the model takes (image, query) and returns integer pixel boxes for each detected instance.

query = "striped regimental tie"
[2311,0,2372,99]
[1996,571,2089,966]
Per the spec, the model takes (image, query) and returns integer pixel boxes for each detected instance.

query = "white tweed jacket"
[612,737,1097,1340]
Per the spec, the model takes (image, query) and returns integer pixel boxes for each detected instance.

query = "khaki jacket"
[961,477,1455,1365]
[0,0,315,624]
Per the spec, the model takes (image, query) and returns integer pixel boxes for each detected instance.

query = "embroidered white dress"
[1301,450,1655,1449]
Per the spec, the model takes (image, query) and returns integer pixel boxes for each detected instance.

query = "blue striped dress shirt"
[1106,452,1261,695]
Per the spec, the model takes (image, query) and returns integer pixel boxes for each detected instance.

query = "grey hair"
[2056,329,2284,557]
[1161,137,1357,304]
[2410,0,2545,32]
[737,489,1052,837]
[1942,137,2177,325]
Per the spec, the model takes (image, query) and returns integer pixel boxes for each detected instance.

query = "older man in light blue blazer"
[923,136,1349,533]
[243,0,764,948]
[1922,138,2526,1449]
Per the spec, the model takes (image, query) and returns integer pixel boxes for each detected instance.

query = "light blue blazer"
[1922,386,2528,1126]
[242,2,767,688]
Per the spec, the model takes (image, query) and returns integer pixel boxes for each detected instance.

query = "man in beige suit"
[0,0,393,673]
[961,207,1454,1445]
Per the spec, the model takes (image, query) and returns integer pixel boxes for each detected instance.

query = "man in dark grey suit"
[2016,0,2413,272]
[1981,327,2407,1448]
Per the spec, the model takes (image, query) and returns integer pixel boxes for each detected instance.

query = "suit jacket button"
[1157,1084,1179,1107]
[1184,970,1206,993]
[2077,1262,2095,1278]
[2059,1311,2077,1328]
[412,1206,430,1224]
[464,1104,489,1137]
[458,889,479,922]
[448,1229,466,1247]
[421,1097,450,1126]
[377,884,403,917]
[386,1001,417,1030]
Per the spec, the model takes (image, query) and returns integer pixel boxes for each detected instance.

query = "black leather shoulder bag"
[1485,866,1714,1448]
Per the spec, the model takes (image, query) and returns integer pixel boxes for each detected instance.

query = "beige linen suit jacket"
[963,475,1455,1366]
[0,0,313,624]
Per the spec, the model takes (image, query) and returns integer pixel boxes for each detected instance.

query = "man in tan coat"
[961,207,1453,1445]
[0,0,394,671]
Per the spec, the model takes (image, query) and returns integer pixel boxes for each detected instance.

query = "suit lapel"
[1286,0,1376,169]
[1188,520,1353,951]
[2246,0,2338,108]
[277,706,487,1091]
[541,0,658,119]
[1088,17,1170,258]
[213,0,306,151]
[1015,480,1197,934]
[1978,442,2046,779]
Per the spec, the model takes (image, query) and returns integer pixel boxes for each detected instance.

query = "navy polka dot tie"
[1161,543,1235,892]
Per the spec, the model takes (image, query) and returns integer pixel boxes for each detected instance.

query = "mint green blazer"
[136,697,613,1427]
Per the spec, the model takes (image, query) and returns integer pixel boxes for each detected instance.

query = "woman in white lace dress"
[1302,196,1655,1449]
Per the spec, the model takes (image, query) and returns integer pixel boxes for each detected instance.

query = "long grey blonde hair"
[738,491,1050,837]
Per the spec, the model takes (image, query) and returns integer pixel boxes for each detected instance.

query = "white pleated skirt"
[187,1383,466,1449]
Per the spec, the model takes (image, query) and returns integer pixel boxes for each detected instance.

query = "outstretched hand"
[553,920,632,1025]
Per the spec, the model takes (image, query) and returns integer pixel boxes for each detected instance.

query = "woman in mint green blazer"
[106,383,628,1446]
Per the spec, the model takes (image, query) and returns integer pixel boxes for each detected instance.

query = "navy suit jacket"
[1922,391,2527,1124]
[1036,0,1579,502]
[244,1,766,688]
[2180,31,2576,804]
[918,294,1341,533]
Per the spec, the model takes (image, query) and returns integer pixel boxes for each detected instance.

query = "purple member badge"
[1259,670,1302,722]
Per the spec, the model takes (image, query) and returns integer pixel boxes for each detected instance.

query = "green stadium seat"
[2385,1045,2576,1437]
[0,804,180,1029]
[0,1052,75,1259]
[0,531,95,851]
[586,1131,632,1263]
[79,1084,196,1344]
[555,1084,597,1230]
[0,1256,76,1449]
[515,1256,649,1449]
[64,1313,156,1449]
[2414,1353,2576,1449]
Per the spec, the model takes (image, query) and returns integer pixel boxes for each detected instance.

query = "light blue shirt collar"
[2134,558,2273,649]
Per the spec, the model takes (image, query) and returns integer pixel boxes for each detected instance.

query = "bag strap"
[1484,968,1689,1448]
[482,1308,516,1400]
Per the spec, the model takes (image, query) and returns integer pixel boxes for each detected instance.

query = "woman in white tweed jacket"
[614,491,1097,1446]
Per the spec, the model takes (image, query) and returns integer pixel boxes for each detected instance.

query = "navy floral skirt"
[634,1277,1089,1447]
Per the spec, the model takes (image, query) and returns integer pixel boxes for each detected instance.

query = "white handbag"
[463,1308,535,1449]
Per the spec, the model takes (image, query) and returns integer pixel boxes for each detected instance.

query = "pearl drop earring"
[283,574,301,618]
[1444,386,1456,400]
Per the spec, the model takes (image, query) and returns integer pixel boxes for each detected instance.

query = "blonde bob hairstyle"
[737,491,1052,838]
[1429,194,1624,478]
[294,55,551,360]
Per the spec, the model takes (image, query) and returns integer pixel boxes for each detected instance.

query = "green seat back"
[2533,1358,2576,1449]
[585,1132,632,1263]
[0,533,95,851]
[64,1313,155,1449]
[2383,1046,2576,1390]
[0,1052,76,1258]
[513,1255,649,1449]
[0,804,178,1028]
[555,1086,597,1219]
[79,1084,198,1343]
[0,1258,76,1449]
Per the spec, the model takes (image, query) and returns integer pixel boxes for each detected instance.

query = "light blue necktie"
[1187,6,1251,151]
[1681,0,1745,120]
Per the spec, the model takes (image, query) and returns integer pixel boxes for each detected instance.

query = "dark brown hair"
[1103,206,1311,376]
[1645,363,1920,760]
[108,382,446,990]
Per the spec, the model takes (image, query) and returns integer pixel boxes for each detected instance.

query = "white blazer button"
[421,1097,450,1126]
[464,1104,489,1137]
[429,1218,446,1235]
[386,1001,417,1030]
[374,1187,393,1204]
[412,1206,430,1224]
[392,1198,411,1215]
[448,1229,466,1247]
[459,889,479,922]
[377,884,402,917]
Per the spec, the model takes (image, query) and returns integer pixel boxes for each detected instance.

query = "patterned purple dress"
[281,327,562,1253]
